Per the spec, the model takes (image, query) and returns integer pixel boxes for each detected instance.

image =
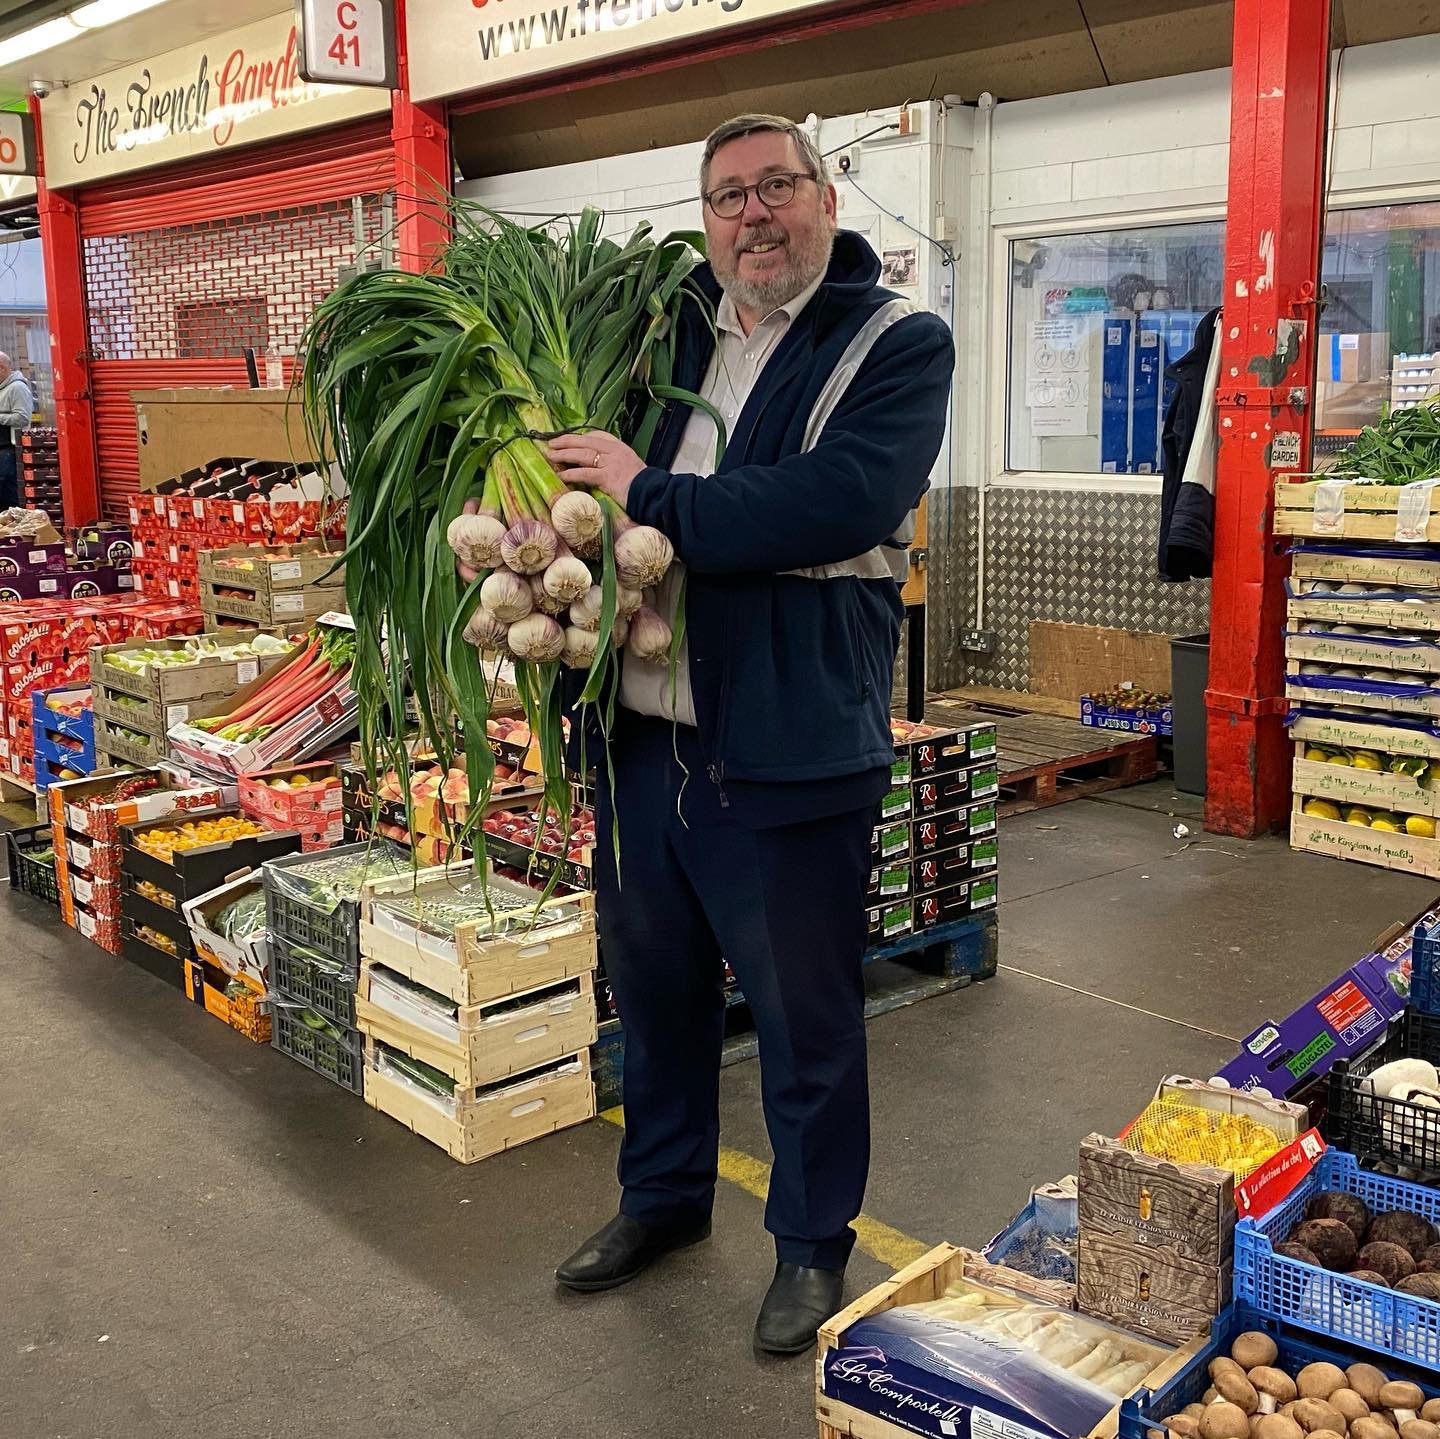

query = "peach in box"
[239,760,342,828]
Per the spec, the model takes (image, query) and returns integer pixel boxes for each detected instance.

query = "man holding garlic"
[481,114,952,1354]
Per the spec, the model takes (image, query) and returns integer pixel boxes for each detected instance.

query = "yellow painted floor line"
[598,1107,931,1272]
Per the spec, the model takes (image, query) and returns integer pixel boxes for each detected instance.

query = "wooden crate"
[200,542,343,627]
[1291,804,1440,876]
[89,632,289,724]
[360,868,597,1006]
[1286,631,1440,677]
[1290,710,1440,760]
[1286,678,1440,718]
[1078,1135,1236,1269]
[362,1048,595,1164]
[354,963,598,1087]
[1290,546,1440,590]
[1288,593,1440,633]
[816,1243,1203,1439]
[1076,1228,1232,1347]
[1292,746,1440,818]
[93,713,166,766]
[1274,477,1440,541]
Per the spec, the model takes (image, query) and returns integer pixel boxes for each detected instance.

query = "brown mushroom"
[1399,1422,1440,1439]
[1217,1371,1261,1416]
[1331,1389,1373,1427]
[1351,1418,1400,1439]
[1205,1389,1221,1406]
[1213,1357,1249,1384]
[1425,1407,1440,1427]
[1186,1407,1209,1423]
[1294,1399,1349,1435]
[1252,1370,1300,1416]
[1379,1384,1425,1427]
[1348,1367,1391,1410]
[1204,1403,1256,1439]
[1232,1333,1281,1370]
[1307,1431,1346,1439]
[1163,1416,1201,1439]
[1254,1417,1304,1439]
[1299,1366,1350,1403]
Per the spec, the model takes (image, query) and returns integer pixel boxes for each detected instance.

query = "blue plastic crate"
[1416,924,1440,1016]
[1117,1305,1438,1439]
[32,687,93,743]
[1234,1148,1440,1368]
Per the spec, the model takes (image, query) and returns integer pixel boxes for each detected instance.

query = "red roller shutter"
[76,119,395,519]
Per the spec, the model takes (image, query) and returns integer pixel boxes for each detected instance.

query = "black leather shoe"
[555,1212,711,1293]
[754,1262,845,1355]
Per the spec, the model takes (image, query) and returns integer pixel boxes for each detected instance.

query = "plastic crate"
[1235,1148,1440,1367]
[1327,1011,1440,1170]
[271,1006,364,1095]
[1415,923,1439,1015]
[1117,1305,1437,1439]
[6,824,59,907]
[269,935,356,1029]
[263,842,409,969]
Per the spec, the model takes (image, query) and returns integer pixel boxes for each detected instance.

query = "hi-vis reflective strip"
[598,1106,930,1272]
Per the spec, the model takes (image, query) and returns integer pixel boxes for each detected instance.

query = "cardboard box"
[181,871,270,990]
[131,389,326,491]
[913,874,998,930]
[912,763,1001,816]
[912,800,999,855]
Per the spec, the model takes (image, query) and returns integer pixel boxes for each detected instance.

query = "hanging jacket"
[621,230,954,823]
[1158,307,1219,582]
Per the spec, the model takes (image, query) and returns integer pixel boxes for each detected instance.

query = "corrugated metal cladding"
[76,120,395,518]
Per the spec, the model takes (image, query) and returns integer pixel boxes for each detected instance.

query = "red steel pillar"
[30,94,100,525]
[391,0,451,272]
[1205,0,1330,838]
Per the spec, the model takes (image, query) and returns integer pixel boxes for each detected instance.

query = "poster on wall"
[882,247,918,287]
[1026,318,1090,437]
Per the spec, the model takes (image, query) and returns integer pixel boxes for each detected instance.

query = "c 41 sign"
[296,0,396,87]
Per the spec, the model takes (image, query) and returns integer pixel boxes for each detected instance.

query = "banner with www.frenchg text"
[407,0,832,101]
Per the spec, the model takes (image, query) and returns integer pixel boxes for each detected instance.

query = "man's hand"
[545,432,645,509]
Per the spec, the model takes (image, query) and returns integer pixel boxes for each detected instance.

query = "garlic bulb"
[615,583,643,618]
[447,513,506,571]
[550,490,604,555]
[627,604,672,663]
[528,573,568,616]
[543,554,593,604]
[614,525,673,588]
[463,609,511,651]
[480,569,533,622]
[561,626,600,669]
[500,518,559,575]
[569,585,603,633]
[611,614,630,648]
[507,613,565,662]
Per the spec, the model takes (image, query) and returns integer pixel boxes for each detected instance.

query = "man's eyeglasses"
[703,172,816,220]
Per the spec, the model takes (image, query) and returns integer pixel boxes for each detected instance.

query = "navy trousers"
[594,714,875,1270]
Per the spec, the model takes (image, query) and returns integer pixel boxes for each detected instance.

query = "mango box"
[1212,963,1402,1097]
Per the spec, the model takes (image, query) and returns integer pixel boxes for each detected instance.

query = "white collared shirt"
[621,268,828,725]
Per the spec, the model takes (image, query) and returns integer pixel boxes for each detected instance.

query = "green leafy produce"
[215,890,266,943]
[1328,403,1440,484]
[300,204,715,868]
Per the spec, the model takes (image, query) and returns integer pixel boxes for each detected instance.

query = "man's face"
[703,130,837,316]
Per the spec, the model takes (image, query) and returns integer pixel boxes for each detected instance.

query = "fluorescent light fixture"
[0,0,171,66]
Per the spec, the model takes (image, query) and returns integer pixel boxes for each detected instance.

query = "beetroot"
[1305,1191,1371,1243]
[1289,1218,1358,1271]
[1355,1241,1415,1286]
[1365,1210,1439,1261]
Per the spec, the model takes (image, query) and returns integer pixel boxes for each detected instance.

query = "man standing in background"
[0,353,33,509]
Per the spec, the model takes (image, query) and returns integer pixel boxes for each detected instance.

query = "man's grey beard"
[714,217,836,314]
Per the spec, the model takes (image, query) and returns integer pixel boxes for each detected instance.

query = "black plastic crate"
[271,1005,363,1095]
[1326,1011,1440,1170]
[270,935,356,1028]
[263,842,409,968]
[7,824,59,907]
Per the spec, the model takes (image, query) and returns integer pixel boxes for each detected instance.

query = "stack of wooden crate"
[357,866,599,1164]
[199,542,344,632]
[1276,477,1440,877]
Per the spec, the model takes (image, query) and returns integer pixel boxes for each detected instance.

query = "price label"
[272,562,303,582]
[296,0,396,87]
[236,661,259,685]
[68,841,90,868]
[274,595,306,615]
[72,876,92,903]
[165,704,190,726]
[77,911,96,938]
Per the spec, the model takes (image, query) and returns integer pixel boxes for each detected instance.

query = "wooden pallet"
[994,714,1159,816]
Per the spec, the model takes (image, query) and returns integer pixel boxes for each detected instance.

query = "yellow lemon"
[1371,814,1403,832]
[1345,807,1373,826]
[1304,747,1331,762]
[1351,751,1384,771]
[1405,815,1436,838]
[1326,752,1354,766]
[1302,798,1342,821]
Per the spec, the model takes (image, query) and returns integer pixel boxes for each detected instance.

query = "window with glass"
[1005,221,1225,476]
[1317,203,1440,450]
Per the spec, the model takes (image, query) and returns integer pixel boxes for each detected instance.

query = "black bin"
[1170,632,1210,796]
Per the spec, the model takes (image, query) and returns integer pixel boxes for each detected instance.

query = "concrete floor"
[2,781,1435,1439]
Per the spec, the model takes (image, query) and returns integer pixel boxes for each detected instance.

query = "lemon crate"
[1415,924,1440,1014]
[1235,1149,1440,1367]
[1291,799,1440,876]
[1292,743,1440,820]
[1115,1305,1438,1439]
